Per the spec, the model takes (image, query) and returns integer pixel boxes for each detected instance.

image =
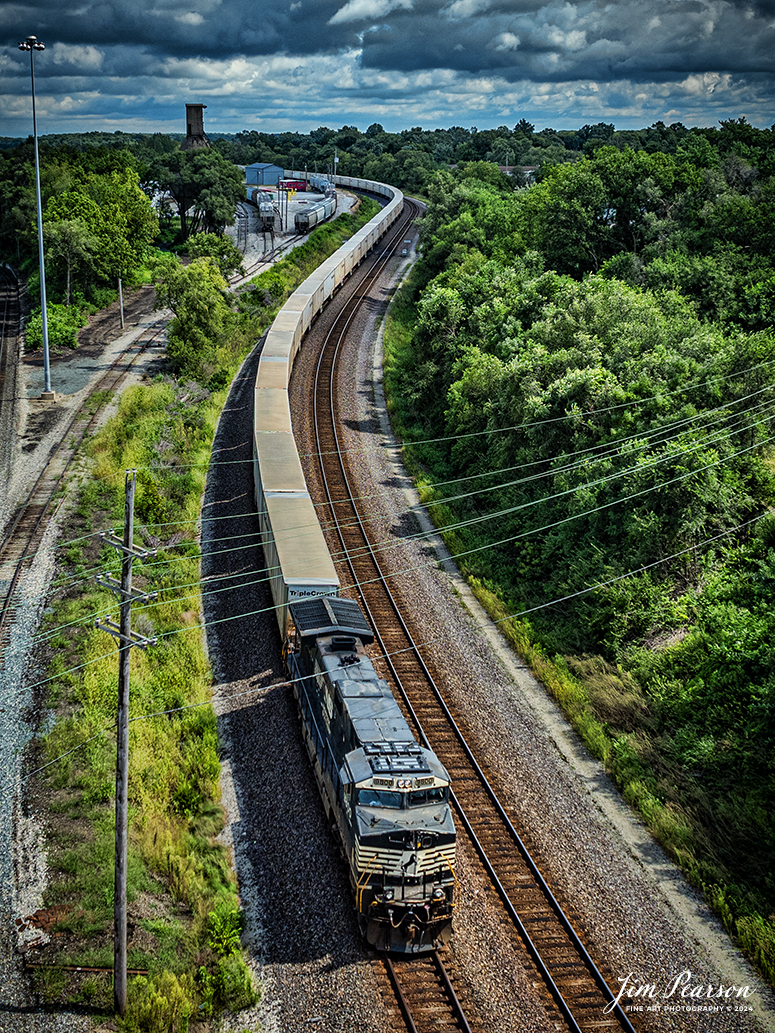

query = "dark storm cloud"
[7,0,347,57]
[3,0,774,132]
[355,0,775,83]
[6,0,774,84]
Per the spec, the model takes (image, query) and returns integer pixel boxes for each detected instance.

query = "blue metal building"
[245,162,284,186]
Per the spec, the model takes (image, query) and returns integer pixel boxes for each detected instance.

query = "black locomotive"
[286,596,457,953]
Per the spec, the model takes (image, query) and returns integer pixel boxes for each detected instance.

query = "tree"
[43,218,97,306]
[153,255,232,379]
[152,149,244,240]
[44,168,158,289]
[519,160,609,274]
[187,232,245,279]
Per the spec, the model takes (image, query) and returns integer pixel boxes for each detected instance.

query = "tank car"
[286,596,457,953]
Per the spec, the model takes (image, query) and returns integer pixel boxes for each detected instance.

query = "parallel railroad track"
[384,952,472,1033]
[0,265,21,430]
[232,229,305,287]
[307,201,639,1033]
[0,317,167,646]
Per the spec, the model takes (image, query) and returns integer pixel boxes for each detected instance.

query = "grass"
[28,194,386,1027]
[34,379,257,1025]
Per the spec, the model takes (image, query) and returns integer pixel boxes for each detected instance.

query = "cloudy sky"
[2,0,774,138]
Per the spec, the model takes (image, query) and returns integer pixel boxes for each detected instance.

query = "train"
[294,194,337,233]
[252,176,458,952]
[245,187,277,231]
[287,596,456,952]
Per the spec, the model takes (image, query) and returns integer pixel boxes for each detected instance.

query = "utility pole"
[95,471,157,1016]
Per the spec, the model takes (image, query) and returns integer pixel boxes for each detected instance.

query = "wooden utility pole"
[95,471,156,1016]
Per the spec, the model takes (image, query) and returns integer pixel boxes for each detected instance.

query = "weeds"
[30,192,386,1026]
[35,383,255,1025]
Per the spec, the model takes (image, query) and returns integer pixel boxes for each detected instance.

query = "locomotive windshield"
[408,786,448,806]
[356,786,449,808]
[357,788,402,808]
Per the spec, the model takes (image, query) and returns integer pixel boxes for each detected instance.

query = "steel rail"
[309,202,638,1033]
[0,317,167,639]
[385,951,473,1033]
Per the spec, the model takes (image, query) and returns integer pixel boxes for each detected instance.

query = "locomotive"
[286,596,457,953]
[252,175,454,950]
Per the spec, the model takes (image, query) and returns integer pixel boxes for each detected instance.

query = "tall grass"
[33,194,387,1025]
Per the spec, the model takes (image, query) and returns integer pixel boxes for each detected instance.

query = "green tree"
[43,218,98,306]
[153,255,232,380]
[187,232,245,279]
[152,149,244,239]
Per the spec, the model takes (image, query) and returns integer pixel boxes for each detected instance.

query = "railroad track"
[233,232,305,287]
[384,952,472,1033]
[0,265,21,436]
[0,317,167,647]
[306,202,639,1033]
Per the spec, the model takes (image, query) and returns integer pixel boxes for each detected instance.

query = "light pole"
[18,35,54,401]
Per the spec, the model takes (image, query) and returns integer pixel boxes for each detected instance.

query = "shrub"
[123,972,194,1033]
[24,303,86,351]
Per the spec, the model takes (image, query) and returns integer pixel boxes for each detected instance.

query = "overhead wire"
[52,361,775,557]
[17,417,774,699]
[30,397,775,646]
[21,508,768,786]
[137,351,775,471]
[47,377,775,587]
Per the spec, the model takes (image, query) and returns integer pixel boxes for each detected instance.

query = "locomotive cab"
[287,598,457,953]
[341,744,456,952]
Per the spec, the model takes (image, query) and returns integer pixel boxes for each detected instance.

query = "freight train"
[294,194,336,233]
[245,187,277,231]
[287,596,456,951]
[252,177,457,952]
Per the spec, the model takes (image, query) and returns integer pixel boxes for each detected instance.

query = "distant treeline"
[3,116,773,195]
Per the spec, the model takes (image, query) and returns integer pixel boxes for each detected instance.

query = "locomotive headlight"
[384,889,394,901]
[432,888,445,900]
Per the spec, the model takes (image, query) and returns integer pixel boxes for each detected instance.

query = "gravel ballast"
[4,229,774,1032]
[286,242,775,1033]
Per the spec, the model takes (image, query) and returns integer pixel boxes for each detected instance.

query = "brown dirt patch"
[77,286,159,351]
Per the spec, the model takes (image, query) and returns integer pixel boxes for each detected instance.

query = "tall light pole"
[18,35,54,401]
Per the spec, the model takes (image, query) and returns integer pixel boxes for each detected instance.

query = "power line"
[16,422,773,707]
[31,407,775,646]
[138,351,775,471]
[49,378,775,562]
[22,510,768,787]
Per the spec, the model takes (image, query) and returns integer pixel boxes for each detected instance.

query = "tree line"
[383,137,775,984]
[0,138,244,348]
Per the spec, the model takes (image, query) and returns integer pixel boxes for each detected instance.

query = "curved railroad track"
[0,316,167,646]
[305,201,639,1033]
